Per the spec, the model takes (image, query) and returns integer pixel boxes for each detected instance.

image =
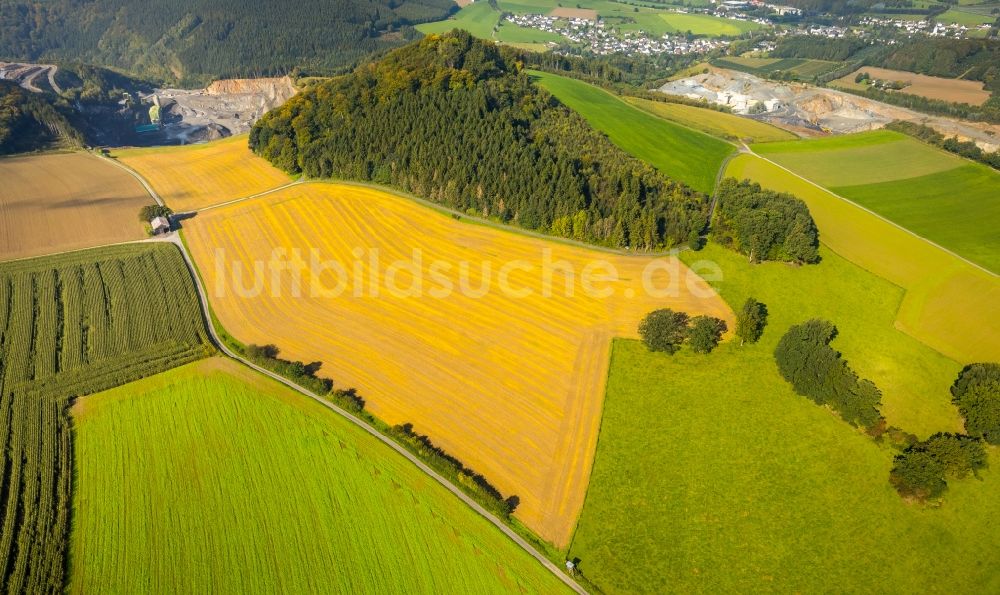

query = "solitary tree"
[735,297,767,345]
[638,309,689,354]
[952,363,1000,445]
[688,316,727,354]
[890,433,987,501]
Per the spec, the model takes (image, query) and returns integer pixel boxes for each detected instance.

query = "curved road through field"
[105,154,588,594]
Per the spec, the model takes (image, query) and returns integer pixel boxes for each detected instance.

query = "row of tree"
[237,338,519,520]
[251,32,711,250]
[243,343,334,395]
[638,308,730,355]
[774,319,883,429]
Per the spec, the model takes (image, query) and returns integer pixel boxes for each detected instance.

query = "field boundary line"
[745,149,998,278]
[194,180,305,213]
[0,234,176,265]
[95,152,165,206]
[166,233,587,594]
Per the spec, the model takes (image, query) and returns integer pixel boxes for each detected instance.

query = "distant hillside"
[0,81,81,154]
[251,31,710,250]
[0,0,456,85]
[771,36,1000,121]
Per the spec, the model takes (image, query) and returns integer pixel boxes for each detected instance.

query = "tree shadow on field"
[171,211,198,229]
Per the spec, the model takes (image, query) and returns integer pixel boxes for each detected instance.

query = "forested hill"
[251,32,709,250]
[0,81,82,154]
[0,0,455,85]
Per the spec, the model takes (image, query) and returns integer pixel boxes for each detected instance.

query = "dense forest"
[0,81,81,154]
[252,32,710,249]
[0,0,455,85]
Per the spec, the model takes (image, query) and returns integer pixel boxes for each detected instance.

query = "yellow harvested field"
[184,182,733,546]
[833,67,991,106]
[0,152,150,261]
[114,135,291,211]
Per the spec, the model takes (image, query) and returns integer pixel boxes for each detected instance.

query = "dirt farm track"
[182,182,734,546]
[0,153,150,261]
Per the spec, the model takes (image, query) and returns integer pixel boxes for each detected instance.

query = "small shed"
[150,216,171,235]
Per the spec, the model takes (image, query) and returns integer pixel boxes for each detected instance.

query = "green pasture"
[531,70,734,193]
[753,130,965,186]
[936,8,996,25]
[416,2,501,38]
[495,22,564,44]
[715,57,844,78]
[569,336,999,593]
[726,153,1000,365]
[831,163,1000,274]
[624,96,796,142]
[752,128,1000,274]
[70,358,567,593]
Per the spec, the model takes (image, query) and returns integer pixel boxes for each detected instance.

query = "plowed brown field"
[184,182,733,546]
[0,152,150,261]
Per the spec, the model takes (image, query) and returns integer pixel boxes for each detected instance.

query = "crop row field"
[531,70,734,193]
[113,135,291,212]
[70,358,568,593]
[0,243,211,593]
[0,152,151,262]
[624,96,797,143]
[182,181,733,547]
[752,130,1000,274]
[726,153,999,366]
[830,66,991,106]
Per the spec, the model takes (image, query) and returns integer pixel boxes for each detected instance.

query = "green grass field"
[659,12,761,35]
[570,337,1000,593]
[624,96,797,142]
[531,71,735,193]
[420,1,752,43]
[0,243,211,593]
[714,56,844,79]
[416,2,500,38]
[831,164,1000,274]
[936,7,995,25]
[70,358,568,593]
[495,22,564,44]
[753,130,963,186]
[752,129,1000,274]
[726,154,1000,365]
